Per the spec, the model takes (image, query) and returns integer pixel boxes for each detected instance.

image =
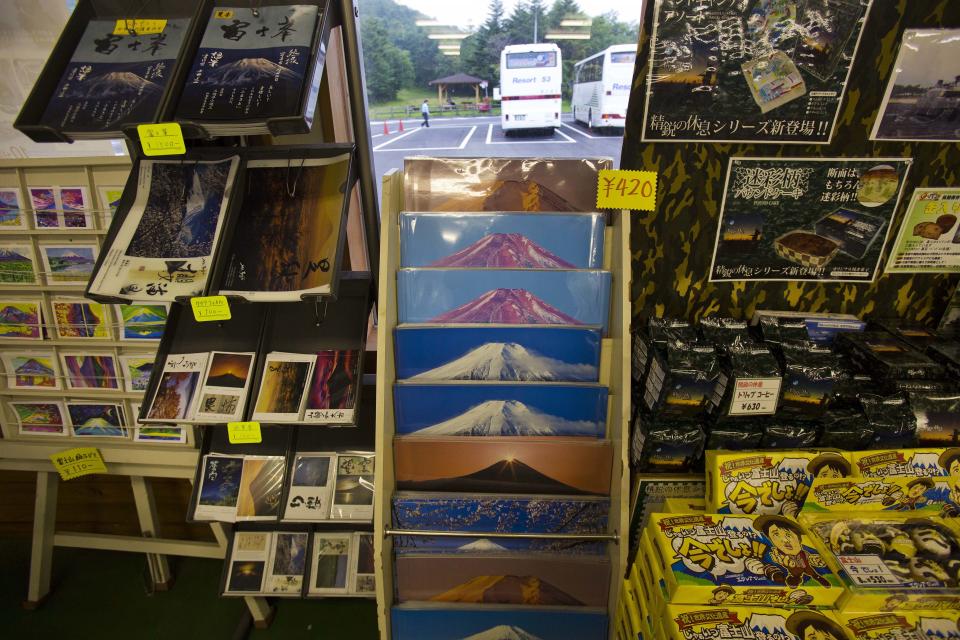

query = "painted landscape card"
[66,402,126,438]
[352,533,375,595]
[397,269,611,330]
[392,535,606,557]
[0,243,38,286]
[134,426,187,444]
[308,532,351,594]
[266,532,308,595]
[119,355,155,393]
[251,352,314,422]
[195,351,255,422]
[60,352,120,390]
[0,188,26,229]
[220,156,350,301]
[145,353,208,422]
[10,401,67,436]
[29,187,59,228]
[394,383,608,438]
[2,350,60,390]
[394,437,612,496]
[394,326,602,382]
[236,456,285,521]
[0,298,43,340]
[39,243,98,285]
[331,454,374,521]
[284,453,337,521]
[51,298,110,340]
[303,350,361,424]
[399,212,605,269]
[59,187,93,229]
[195,454,244,521]
[224,531,272,594]
[390,605,609,640]
[97,187,123,227]
[117,303,168,341]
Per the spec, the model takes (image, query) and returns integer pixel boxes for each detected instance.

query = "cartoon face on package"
[665,605,848,640]
[851,449,954,479]
[802,476,960,519]
[840,611,960,638]
[649,513,842,608]
[707,450,853,518]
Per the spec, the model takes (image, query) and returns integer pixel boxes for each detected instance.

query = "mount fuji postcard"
[397,270,611,330]
[400,213,604,269]
[394,326,601,382]
[393,383,607,438]
[392,536,606,557]
[390,605,609,640]
[394,437,612,496]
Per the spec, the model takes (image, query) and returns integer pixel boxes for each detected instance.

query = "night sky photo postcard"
[398,269,611,330]
[60,352,120,390]
[236,456,285,521]
[395,326,602,382]
[284,453,337,521]
[117,303,168,341]
[2,350,61,390]
[308,532,351,595]
[0,298,43,340]
[195,351,255,422]
[400,212,605,269]
[331,454,374,521]
[225,531,272,594]
[195,454,243,521]
[145,353,208,422]
[390,604,609,640]
[252,352,314,422]
[352,533,375,595]
[66,402,126,438]
[59,187,92,229]
[119,354,155,393]
[39,242,97,285]
[266,532,308,595]
[0,243,38,286]
[303,350,361,424]
[394,383,607,438]
[0,188,26,230]
[11,401,68,437]
[51,297,110,340]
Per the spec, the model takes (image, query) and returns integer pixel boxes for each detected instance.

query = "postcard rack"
[373,169,632,640]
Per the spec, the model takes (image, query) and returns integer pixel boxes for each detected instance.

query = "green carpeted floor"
[0,537,379,639]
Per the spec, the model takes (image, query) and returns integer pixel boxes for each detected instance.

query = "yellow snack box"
[664,497,707,513]
[622,577,643,639]
[647,512,844,608]
[707,450,854,517]
[629,564,654,640]
[641,527,669,607]
[851,448,957,478]
[839,610,960,638]
[664,604,848,640]
[801,475,960,518]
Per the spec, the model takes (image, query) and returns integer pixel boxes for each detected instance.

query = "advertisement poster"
[642,0,872,144]
[886,188,960,273]
[710,157,912,282]
[872,29,960,142]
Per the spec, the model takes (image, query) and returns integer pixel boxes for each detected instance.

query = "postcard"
[117,303,168,341]
[395,326,602,382]
[1,350,61,390]
[0,243,39,286]
[134,426,188,444]
[394,437,612,496]
[39,242,98,285]
[145,353,208,422]
[50,297,110,340]
[0,298,43,340]
[97,186,123,227]
[331,454,374,521]
[59,187,93,229]
[284,453,338,521]
[236,456,285,521]
[60,352,120,390]
[119,354,155,393]
[391,605,609,640]
[224,530,272,594]
[398,269,611,330]
[266,531,308,595]
[392,535,606,556]
[29,187,58,228]
[394,554,610,607]
[0,188,26,229]
[10,401,68,437]
[220,156,351,301]
[351,532,375,595]
[195,454,244,521]
[308,532,351,595]
[66,402,126,438]
[87,157,240,302]
[399,212,605,269]
[194,351,255,422]
[394,383,607,438]
[303,350,361,424]
[251,352,315,422]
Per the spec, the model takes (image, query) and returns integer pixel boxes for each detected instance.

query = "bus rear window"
[506,51,557,69]
[610,51,636,64]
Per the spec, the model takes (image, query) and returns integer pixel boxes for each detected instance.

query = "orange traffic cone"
[398,119,405,132]
[383,121,390,135]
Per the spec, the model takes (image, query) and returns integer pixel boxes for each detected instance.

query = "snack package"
[622,577,643,639]
[629,564,655,640]
[663,497,707,514]
[647,513,843,608]
[664,605,847,640]
[641,527,669,609]
[707,450,854,517]
[801,476,960,518]
[838,610,960,638]
[851,448,955,478]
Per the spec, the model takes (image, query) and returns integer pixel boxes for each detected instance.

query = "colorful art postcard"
[872,29,960,142]
[308,532,351,594]
[664,606,847,640]
[266,531,308,595]
[398,269,611,330]
[117,303,168,341]
[399,212,605,269]
[1,350,60,390]
[39,242,98,285]
[284,453,337,521]
[394,383,608,438]
[119,354,155,393]
[709,157,911,282]
[331,454,374,521]
[886,188,960,273]
[642,0,871,143]
[10,401,67,436]
[390,604,609,640]
[394,326,602,382]
[236,456,285,521]
[60,352,120,390]
[97,186,123,227]
[66,402,126,438]
[195,454,243,521]
[251,352,314,422]
[145,353,207,422]
[224,530,271,594]
[195,351,255,423]
[0,188,26,229]
[29,187,58,228]
[134,426,188,444]
[0,298,43,340]
[59,187,93,229]
[51,297,110,340]
[0,243,39,285]
[394,436,612,496]
[220,156,350,301]
[303,350,361,424]
[351,532,375,595]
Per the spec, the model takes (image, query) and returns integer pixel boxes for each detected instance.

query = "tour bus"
[571,44,637,130]
[499,43,562,133]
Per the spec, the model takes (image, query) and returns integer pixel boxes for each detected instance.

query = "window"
[610,51,636,64]
[506,51,557,69]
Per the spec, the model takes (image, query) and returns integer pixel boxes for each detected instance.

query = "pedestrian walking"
[420,99,430,128]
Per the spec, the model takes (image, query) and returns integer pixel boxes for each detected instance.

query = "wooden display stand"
[373,168,632,640]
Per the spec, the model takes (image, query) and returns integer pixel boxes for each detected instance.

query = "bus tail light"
[601,114,624,119]
[606,90,612,96]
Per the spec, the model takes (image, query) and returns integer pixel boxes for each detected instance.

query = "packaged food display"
[838,332,947,381]
[801,476,960,517]
[851,448,955,478]
[838,610,960,636]
[664,605,848,640]
[663,497,707,514]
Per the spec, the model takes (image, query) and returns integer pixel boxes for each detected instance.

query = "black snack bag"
[700,316,751,351]
[860,393,919,449]
[760,317,811,347]
[909,392,960,446]
[818,406,874,450]
[761,420,821,449]
[837,331,946,381]
[777,341,838,418]
[706,425,764,451]
[634,415,706,473]
[714,341,783,422]
[648,318,697,349]
[928,341,960,380]
[643,340,724,419]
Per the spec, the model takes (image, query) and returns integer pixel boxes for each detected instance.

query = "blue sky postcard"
[394,326,601,382]
[66,402,126,438]
[400,212,604,269]
[394,383,607,438]
[391,604,609,640]
[397,269,611,330]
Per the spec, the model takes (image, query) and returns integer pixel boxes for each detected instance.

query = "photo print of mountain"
[39,243,97,285]
[252,353,314,421]
[117,304,168,340]
[390,605,609,640]
[195,351,255,422]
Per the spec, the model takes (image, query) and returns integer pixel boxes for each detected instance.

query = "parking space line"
[376,146,472,152]
[372,128,419,151]
[562,122,598,139]
[556,129,576,143]
[485,124,493,144]
[458,126,477,149]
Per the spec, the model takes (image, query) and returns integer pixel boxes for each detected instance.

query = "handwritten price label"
[50,447,107,480]
[596,169,657,211]
[190,296,231,322]
[227,422,262,444]
[113,19,167,35]
[728,378,781,416]
[137,122,186,157]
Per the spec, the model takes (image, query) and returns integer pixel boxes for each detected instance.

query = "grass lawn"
[369,87,572,120]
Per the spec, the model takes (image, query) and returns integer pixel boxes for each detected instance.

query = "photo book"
[330,454,374,521]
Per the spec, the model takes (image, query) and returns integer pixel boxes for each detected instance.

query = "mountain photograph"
[430,289,582,324]
[390,605,609,640]
[120,304,167,340]
[204,352,253,389]
[432,233,576,268]
[410,341,597,381]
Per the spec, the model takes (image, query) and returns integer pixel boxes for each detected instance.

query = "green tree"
[360,17,414,101]
[462,0,508,88]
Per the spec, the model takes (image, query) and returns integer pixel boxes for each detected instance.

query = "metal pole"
[534,10,538,43]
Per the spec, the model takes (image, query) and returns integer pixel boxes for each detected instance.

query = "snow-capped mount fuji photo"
[412,399,600,437]
[410,342,597,381]
[459,625,545,640]
[431,233,576,268]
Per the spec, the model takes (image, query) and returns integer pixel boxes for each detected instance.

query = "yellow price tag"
[596,169,658,212]
[137,122,186,157]
[228,422,262,444]
[113,19,168,36]
[191,296,231,322]
[214,10,235,19]
[50,447,107,481]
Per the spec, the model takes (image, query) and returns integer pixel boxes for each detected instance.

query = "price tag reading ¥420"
[228,422,262,444]
[137,122,186,157]
[191,296,231,322]
[50,447,107,481]
[728,377,781,416]
[596,169,657,211]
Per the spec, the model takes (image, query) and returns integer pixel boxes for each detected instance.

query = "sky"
[395,0,641,30]
[892,30,960,87]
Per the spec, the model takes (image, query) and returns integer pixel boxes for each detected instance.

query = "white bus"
[571,44,637,130]
[499,43,562,133]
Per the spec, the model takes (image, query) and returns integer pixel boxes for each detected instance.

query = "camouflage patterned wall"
[621,0,960,323]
